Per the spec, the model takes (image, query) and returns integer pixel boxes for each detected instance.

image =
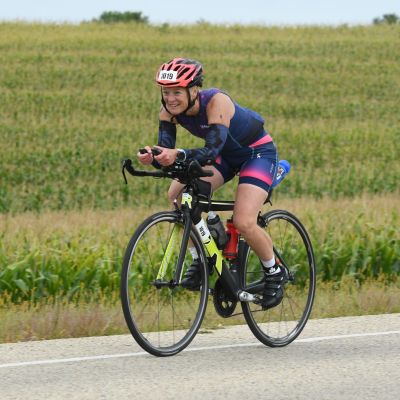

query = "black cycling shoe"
[181,259,202,290]
[261,265,289,310]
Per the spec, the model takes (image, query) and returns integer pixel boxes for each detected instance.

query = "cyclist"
[138,57,286,308]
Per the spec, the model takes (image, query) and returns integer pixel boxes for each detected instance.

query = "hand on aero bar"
[137,146,154,165]
[152,146,179,167]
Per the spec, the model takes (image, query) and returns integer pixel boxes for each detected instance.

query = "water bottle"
[272,160,291,188]
[206,212,228,249]
[223,219,240,259]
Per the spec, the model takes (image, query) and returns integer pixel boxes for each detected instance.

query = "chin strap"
[161,88,199,117]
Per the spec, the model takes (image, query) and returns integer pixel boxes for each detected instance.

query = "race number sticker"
[195,219,212,244]
[158,70,178,81]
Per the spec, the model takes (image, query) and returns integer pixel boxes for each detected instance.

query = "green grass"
[0,23,399,212]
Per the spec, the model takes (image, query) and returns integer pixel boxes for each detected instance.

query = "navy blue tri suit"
[156,88,278,193]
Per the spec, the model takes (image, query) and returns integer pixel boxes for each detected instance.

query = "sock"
[189,247,198,260]
[261,257,281,275]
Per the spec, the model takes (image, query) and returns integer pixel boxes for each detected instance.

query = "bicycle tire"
[241,209,316,347]
[121,211,209,356]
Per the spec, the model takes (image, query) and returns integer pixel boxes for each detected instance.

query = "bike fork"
[155,211,192,285]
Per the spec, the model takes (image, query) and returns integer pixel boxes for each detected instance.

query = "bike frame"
[122,158,270,302]
[156,185,260,302]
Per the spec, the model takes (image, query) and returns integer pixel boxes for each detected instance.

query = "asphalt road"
[1,314,399,400]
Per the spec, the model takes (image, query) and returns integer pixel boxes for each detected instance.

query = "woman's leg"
[232,183,273,261]
[233,183,287,309]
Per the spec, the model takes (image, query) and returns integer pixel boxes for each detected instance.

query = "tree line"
[92,11,399,25]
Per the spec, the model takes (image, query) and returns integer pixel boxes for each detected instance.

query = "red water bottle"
[223,218,240,259]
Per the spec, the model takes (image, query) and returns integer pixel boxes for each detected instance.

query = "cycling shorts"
[214,137,278,193]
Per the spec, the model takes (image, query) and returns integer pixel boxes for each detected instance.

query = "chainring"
[213,278,238,318]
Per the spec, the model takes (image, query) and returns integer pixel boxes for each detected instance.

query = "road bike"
[121,152,316,357]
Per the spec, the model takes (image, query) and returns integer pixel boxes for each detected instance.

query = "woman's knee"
[232,214,257,235]
[167,188,176,203]
[167,184,183,205]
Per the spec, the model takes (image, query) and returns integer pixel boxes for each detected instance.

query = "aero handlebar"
[122,149,214,184]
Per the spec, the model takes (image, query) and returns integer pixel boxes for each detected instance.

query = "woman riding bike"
[138,57,287,309]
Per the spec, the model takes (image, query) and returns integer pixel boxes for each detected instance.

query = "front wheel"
[121,211,209,356]
[241,209,316,347]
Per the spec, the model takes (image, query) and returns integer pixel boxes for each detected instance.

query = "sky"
[1,0,399,25]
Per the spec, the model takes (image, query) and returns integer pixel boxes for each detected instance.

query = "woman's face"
[161,86,197,114]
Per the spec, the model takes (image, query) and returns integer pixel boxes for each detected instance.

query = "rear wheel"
[121,211,208,356]
[241,209,316,347]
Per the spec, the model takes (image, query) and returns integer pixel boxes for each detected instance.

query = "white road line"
[296,330,400,343]
[0,352,148,369]
[1,330,399,369]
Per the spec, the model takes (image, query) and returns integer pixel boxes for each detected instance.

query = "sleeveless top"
[176,88,268,155]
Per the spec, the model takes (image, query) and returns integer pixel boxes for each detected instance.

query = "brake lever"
[122,159,133,184]
[122,168,128,185]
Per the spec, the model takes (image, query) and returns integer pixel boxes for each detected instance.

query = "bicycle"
[120,150,316,357]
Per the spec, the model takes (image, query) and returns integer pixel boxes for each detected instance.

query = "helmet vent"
[178,67,190,78]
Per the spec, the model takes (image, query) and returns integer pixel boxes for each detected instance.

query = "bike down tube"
[184,189,242,299]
